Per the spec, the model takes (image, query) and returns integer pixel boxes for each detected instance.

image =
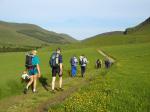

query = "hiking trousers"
[81,66,86,77]
[71,66,77,77]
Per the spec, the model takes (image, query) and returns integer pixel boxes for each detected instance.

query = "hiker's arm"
[37,64,41,77]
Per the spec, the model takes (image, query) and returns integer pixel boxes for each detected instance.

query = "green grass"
[101,43,150,112]
[0,46,102,100]
[83,33,150,47]
[0,52,25,98]
[0,46,104,112]
[0,41,150,112]
[0,19,150,111]
[0,42,149,112]
[48,43,150,112]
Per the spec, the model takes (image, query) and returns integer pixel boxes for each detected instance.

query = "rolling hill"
[0,21,77,50]
[83,17,150,46]
[0,18,150,112]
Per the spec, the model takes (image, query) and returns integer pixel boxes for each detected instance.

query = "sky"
[0,0,150,40]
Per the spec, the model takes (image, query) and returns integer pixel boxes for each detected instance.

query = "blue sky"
[0,0,150,40]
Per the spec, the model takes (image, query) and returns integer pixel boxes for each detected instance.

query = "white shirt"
[74,57,78,66]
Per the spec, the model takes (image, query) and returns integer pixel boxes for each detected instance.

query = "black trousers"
[97,63,101,69]
[81,66,86,77]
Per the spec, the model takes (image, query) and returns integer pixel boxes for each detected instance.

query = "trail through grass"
[0,47,103,112]
[48,43,150,112]
[0,43,149,112]
[0,77,88,112]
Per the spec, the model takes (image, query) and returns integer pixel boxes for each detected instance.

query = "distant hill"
[0,21,77,50]
[124,17,150,35]
[83,17,150,46]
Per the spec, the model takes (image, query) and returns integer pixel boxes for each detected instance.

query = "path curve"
[97,50,116,63]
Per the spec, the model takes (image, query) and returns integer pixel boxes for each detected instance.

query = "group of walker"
[95,57,113,69]
[22,48,112,94]
[23,48,63,94]
[70,55,88,77]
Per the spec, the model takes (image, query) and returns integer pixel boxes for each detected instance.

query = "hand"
[38,74,41,78]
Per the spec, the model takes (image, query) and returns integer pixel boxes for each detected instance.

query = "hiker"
[49,48,63,93]
[95,59,102,69]
[105,57,111,69]
[70,55,78,77]
[24,50,41,94]
[79,55,88,77]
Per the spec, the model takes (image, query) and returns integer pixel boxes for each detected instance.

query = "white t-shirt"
[74,57,78,66]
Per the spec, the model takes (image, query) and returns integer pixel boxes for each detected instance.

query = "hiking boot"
[33,90,38,93]
[24,88,28,94]
[51,90,56,94]
[59,88,64,91]
[55,88,59,91]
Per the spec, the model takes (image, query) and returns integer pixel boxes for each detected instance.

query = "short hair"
[56,48,61,52]
[32,50,37,54]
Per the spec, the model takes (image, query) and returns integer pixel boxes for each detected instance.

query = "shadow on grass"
[39,76,50,91]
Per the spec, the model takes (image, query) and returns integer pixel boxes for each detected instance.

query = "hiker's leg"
[74,66,77,76]
[33,75,37,92]
[81,66,84,77]
[59,76,62,88]
[83,67,86,77]
[71,66,74,77]
[26,76,33,89]
[52,77,56,90]
[107,63,109,68]
[72,66,76,77]
[81,66,83,77]
[52,67,57,90]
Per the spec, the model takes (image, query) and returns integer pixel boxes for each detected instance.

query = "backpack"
[80,58,87,65]
[25,54,34,69]
[71,57,76,66]
[49,53,59,68]
[79,58,84,65]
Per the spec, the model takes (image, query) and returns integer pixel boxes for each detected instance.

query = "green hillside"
[0,17,150,111]
[83,17,150,46]
[0,21,77,50]
[124,17,150,35]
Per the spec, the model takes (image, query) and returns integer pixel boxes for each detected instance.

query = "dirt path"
[35,78,88,112]
[97,50,116,63]
[0,77,88,112]
[35,87,78,112]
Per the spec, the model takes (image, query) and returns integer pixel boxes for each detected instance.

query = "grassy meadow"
[0,42,149,112]
[0,45,106,112]
[48,43,150,112]
[0,46,101,98]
